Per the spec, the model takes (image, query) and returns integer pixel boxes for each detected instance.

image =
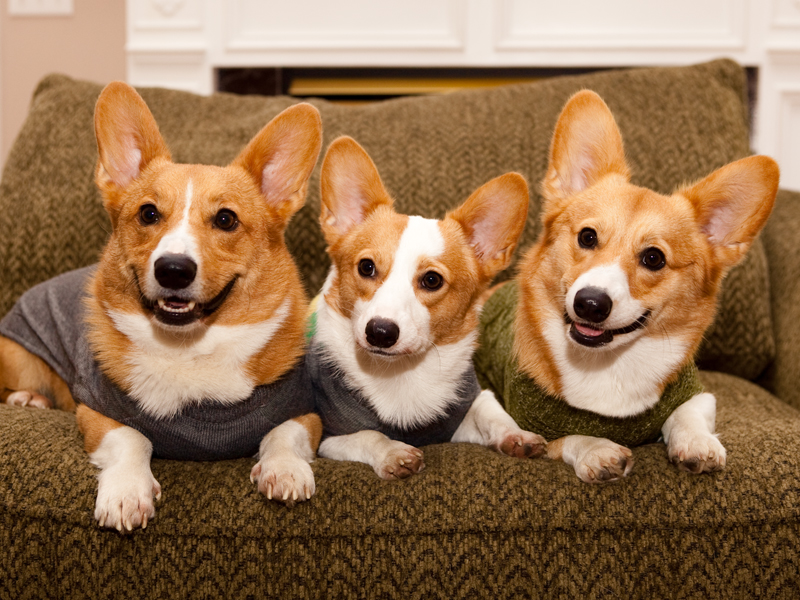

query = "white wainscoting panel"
[772,0,800,27]
[778,89,800,191]
[224,0,465,51]
[127,0,208,61]
[495,0,747,50]
[755,49,800,190]
[130,0,204,31]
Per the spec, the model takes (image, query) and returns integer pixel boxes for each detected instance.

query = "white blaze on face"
[565,262,646,330]
[145,178,202,296]
[353,216,445,355]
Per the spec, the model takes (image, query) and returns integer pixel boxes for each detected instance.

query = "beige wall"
[0,0,126,165]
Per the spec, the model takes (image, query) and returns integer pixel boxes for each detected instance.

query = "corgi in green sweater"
[478,90,779,483]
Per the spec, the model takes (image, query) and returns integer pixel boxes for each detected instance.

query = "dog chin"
[354,337,424,361]
[357,344,415,360]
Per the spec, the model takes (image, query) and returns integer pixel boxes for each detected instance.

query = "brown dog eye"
[358,259,376,278]
[139,204,160,226]
[578,228,598,249]
[641,247,666,271]
[214,209,238,231]
[420,271,444,291]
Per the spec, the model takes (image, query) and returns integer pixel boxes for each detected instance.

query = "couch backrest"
[0,60,773,380]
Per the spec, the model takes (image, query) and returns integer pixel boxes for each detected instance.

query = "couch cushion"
[1,371,799,598]
[757,189,800,411]
[0,61,771,376]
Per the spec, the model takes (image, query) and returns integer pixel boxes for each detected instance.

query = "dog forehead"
[563,185,694,245]
[137,163,244,202]
[399,216,445,262]
[373,216,444,281]
[339,210,407,265]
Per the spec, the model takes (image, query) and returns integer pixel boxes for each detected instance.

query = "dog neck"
[314,291,477,430]
[515,290,690,418]
[540,311,689,417]
[86,267,307,420]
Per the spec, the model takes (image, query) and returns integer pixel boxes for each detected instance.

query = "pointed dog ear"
[94,81,171,194]
[679,155,779,268]
[231,102,322,223]
[542,90,630,204]
[319,136,394,246]
[447,173,530,280]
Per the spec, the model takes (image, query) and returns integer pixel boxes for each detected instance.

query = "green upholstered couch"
[2,60,800,599]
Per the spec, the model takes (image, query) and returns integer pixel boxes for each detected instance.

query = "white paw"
[496,429,547,459]
[251,454,315,507]
[7,390,52,409]
[375,441,424,480]
[95,467,161,532]
[573,438,634,484]
[667,430,726,474]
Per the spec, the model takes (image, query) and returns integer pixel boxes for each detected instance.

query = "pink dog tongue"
[574,323,605,337]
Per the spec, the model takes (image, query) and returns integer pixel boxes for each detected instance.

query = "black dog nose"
[574,287,612,323]
[365,318,400,349]
[154,254,197,290]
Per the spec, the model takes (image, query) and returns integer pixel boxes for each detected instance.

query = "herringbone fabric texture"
[758,189,800,410]
[0,59,774,381]
[2,373,800,599]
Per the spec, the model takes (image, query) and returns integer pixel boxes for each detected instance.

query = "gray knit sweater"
[306,338,480,446]
[0,266,315,460]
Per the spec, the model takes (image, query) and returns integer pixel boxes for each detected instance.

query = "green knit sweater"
[474,281,704,446]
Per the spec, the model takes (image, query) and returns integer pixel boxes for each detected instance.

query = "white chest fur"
[315,295,477,429]
[542,313,689,418]
[108,299,289,419]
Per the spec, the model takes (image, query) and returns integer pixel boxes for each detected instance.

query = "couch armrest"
[756,189,800,409]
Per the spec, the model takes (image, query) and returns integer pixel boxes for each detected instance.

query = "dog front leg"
[319,430,425,480]
[661,392,726,473]
[548,435,634,483]
[451,390,546,458]
[251,413,322,507]
[76,404,161,532]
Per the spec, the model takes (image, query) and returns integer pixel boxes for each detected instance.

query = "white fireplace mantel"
[126,0,800,190]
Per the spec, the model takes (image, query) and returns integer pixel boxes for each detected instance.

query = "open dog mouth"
[564,311,650,348]
[136,275,238,327]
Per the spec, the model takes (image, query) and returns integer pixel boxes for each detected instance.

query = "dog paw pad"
[95,477,160,533]
[7,390,52,409]
[668,433,726,474]
[575,440,634,484]
[377,444,424,480]
[498,430,547,459]
[251,455,315,507]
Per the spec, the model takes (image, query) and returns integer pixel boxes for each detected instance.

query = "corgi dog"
[306,136,546,479]
[503,90,779,483]
[0,82,324,530]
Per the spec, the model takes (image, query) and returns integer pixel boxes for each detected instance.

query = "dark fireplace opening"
[217,66,613,102]
[216,66,758,135]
